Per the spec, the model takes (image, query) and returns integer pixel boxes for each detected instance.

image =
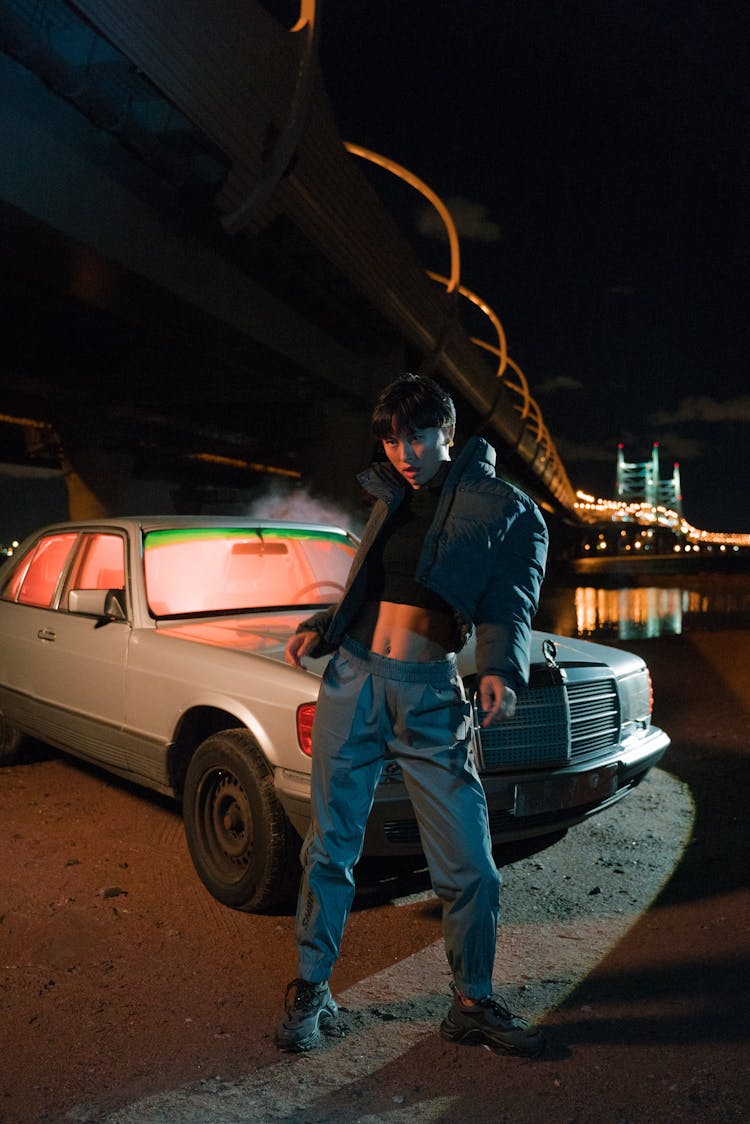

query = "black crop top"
[364,463,460,635]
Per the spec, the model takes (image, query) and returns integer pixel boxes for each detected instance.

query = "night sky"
[293,0,748,532]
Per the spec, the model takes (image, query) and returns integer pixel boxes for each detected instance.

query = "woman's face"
[381,424,454,488]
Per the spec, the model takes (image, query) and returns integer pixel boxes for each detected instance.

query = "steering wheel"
[291,580,345,604]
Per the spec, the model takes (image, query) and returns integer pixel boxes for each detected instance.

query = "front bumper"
[275,724,670,856]
[364,723,671,855]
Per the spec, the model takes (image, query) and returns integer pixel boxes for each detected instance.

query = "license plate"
[515,765,618,816]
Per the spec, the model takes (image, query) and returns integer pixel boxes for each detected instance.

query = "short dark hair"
[371,373,456,439]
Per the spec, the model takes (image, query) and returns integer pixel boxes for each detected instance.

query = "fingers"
[481,701,503,727]
[285,630,316,667]
[479,679,517,726]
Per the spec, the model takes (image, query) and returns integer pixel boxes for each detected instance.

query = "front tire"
[183,729,300,913]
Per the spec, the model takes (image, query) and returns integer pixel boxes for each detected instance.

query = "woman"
[278,374,548,1056]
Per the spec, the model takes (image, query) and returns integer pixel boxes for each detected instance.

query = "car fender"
[170,687,284,764]
[124,630,319,770]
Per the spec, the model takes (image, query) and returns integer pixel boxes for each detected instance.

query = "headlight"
[618,667,652,726]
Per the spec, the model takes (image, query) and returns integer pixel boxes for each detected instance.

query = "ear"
[444,423,456,447]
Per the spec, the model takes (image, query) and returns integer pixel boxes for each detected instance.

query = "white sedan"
[0,517,669,912]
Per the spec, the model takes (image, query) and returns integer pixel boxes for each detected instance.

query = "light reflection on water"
[537,577,750,640]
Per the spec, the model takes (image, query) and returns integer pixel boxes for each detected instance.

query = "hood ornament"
[541,638,567,684]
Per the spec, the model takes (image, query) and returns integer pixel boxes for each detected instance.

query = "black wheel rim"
[196,767,255,882]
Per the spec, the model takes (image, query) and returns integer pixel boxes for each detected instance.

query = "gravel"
[86,767,694,1124]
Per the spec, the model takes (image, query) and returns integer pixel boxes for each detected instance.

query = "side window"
[66,533,126,593]
[6,533,78,608]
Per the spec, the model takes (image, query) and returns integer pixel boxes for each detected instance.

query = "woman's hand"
[285,630,318,668]
[478,675,517,726]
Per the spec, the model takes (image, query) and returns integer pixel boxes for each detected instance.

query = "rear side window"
[65,533,125,593]
[2,533,78,608]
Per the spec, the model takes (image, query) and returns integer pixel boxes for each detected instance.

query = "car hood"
[157,612,644,679]
[156,609,315,662]
[529,630,644,676]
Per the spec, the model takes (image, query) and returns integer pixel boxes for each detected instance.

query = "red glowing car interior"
[143,527,356,616]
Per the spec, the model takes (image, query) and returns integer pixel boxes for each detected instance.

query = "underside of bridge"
[0,0,576,536]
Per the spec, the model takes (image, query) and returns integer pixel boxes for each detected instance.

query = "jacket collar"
[358,436,495,502]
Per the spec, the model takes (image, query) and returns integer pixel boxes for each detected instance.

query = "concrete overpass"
[0,0,576,525]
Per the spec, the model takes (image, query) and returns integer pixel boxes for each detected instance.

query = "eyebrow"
[384,427,427,440]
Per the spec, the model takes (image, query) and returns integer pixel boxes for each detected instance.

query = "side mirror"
[69,588,127,621]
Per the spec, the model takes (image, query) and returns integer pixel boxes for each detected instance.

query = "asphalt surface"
[87,767,696,1124]
[2,630,749,1124]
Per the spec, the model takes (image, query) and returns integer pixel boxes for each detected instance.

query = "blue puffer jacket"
[300,436,549,690]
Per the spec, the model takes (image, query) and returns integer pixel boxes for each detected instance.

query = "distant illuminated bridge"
[574,443,750,553]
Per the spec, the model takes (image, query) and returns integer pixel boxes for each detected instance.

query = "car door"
[1,530,79,731]
[2,530,131,768]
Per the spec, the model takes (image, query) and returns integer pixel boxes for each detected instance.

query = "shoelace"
[476,995,516,1020]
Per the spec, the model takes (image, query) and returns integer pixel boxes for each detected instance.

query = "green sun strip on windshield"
[144,527,352,550]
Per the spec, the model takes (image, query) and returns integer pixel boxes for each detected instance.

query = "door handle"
[37,628,56,641]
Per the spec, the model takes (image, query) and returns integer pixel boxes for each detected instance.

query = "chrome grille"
[475,685,570,768]
[475,671,620,772]
[566,678,620,760]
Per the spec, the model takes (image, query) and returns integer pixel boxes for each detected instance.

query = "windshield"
[143,526,355,617]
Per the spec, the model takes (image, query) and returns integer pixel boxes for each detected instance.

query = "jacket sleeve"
[473,501,548,690]
[293,496,390,658]
[295,605,338,658]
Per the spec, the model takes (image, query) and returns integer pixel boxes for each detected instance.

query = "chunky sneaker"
[276,978,339,1052]
[440,988,545,1057]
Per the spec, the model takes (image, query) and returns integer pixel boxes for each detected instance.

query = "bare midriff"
[348,600,454,661]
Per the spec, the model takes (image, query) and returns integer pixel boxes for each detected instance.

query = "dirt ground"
[1,631,749,1124]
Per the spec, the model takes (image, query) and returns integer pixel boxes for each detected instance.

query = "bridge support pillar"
[57,443,135,520]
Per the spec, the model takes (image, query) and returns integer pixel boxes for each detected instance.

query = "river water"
[536,573,750,640]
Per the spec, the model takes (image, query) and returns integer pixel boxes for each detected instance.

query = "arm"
[285,628,320,667]
[474,501,548,693]
[285,497,389,664]
[478,675,517,727]
[285,605,337,665]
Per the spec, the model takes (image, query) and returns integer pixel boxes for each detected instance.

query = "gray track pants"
[295,636,501,999]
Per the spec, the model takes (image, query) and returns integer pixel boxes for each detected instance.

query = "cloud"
[553,437,616,463]
[416,197,502,243]
[554,432,706,466]
[535,375,585,394]
[649,395,750,426]
[649,434,705,460]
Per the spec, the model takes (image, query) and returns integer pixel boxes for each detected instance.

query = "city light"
[574,490,750,548]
